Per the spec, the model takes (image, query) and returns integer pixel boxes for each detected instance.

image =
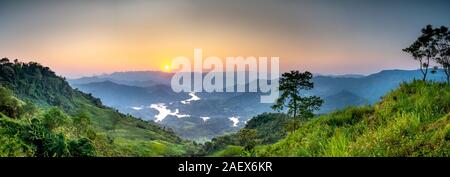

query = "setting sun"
[163,65,171,72]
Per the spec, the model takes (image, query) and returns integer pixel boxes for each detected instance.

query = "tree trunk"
[293,99,297,118]
[419,60,426,81]
[423,58,430,81]
[447,74,449,84]
[446,68,450,84]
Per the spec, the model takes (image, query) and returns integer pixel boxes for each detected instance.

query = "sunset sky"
[1,0,449,78]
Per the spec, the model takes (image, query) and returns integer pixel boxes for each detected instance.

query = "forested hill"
[0,58,101,111]
[0,58,198,156]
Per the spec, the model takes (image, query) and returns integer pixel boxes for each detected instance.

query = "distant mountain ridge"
[312,69,446,104]
[74,81,188,108]
[316,74,366,78]
[68,69,447,141]
[70,69,447,106]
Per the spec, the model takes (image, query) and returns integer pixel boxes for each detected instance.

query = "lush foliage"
[0,87,95,157]
[272,70,323,121]
[207,81,450,157]
[256,81,450,157]
[202,113,290,156]
[2,58,449,157]
[0,59,199,157]
[402,25,450,82]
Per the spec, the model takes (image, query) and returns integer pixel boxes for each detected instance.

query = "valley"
[1,0,449,161]
[1,59,448,157]
[69,69,447,141]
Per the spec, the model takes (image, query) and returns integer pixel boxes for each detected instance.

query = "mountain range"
[69,69,447,141]
[1,59,448,157]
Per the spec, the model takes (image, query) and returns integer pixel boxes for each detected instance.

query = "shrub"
[0,86,24,118]
[42,107,69,130]
[68,138,96,157]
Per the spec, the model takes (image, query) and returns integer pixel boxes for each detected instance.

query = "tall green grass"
[255,81,450,157]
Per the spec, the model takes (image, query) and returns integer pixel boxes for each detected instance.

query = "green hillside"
[211,81,450,157]
[2,58,449,157]
[0,59,198,157]
[201,113,290,156]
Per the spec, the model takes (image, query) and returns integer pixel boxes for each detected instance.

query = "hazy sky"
[1,0,449,78]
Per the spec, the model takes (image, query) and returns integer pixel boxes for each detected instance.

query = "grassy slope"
[72,94,191,156]
[210,145,244,157]
[256,81,450,157]
[0,61,196,156]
